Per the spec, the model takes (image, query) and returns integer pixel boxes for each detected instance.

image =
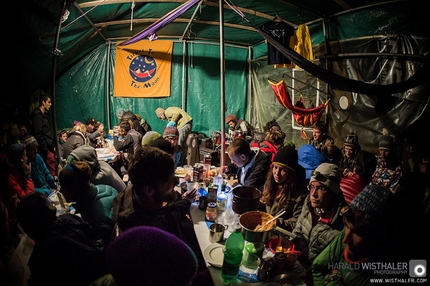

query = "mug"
[209,223,228,243]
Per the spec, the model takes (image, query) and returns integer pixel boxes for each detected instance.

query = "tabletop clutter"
[178,164,306,285]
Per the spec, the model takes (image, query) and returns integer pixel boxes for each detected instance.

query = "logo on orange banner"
[114,40,173,97]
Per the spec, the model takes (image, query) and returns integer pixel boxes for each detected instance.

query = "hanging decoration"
[119,0,202,46]
[268,78,329,127]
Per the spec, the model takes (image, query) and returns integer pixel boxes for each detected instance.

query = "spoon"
[256,209,286,231]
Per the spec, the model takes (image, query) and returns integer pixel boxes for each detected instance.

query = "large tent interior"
[7,0,430,168]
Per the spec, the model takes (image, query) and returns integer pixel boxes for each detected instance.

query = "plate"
[203,243,224,268]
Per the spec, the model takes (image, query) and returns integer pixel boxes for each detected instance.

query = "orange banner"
[114,40,173,97]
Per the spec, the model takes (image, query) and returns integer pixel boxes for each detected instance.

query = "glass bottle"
[221,228,245,284]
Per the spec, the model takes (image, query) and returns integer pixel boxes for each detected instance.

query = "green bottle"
[221,228,244,283]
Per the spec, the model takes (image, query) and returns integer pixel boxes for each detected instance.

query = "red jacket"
[1,154,34,202]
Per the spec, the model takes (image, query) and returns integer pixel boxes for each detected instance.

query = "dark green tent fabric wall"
[54,41,249,137]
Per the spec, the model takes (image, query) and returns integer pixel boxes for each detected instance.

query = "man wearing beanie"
[226,113,253,141]
[312,185,408,285]
[163,126,186,167]
[371,128,402,193]
[155,106,192,150]
[105,226,198,286]
[292,162,347,272]
[260,146,308,232]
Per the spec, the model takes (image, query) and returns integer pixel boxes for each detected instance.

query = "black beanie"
[272,146,298,172]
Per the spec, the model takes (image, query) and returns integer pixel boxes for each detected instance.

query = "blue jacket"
[29,153,56,196]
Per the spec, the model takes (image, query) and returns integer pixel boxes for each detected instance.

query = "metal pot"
[239,211,275,243]
[239,211,297,244]
[232,186,261,215]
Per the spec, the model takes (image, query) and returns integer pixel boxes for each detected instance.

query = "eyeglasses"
[166,137,178,142]
[307,184,328,194]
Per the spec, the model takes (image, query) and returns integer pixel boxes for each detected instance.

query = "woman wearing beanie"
[260,146,308,232]
[291,162,347,272]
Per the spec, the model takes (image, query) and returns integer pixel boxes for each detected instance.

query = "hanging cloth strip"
[119,0,202,46]
[268,78,329,127]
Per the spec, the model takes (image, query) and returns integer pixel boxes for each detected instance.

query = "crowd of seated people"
[1,102,429,286]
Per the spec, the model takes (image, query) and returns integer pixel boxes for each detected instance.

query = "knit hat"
[155,107,165,117]
[309,162,341,194]
[349,185,393,217]
[59,161,92,189]
[106,226,198,286]
[86,118,97,126]
[163,126,179,138]
[226,114,237,124]
[272,146,298,172]
[148,138,174,155]
[379,135,394,150]
[344,132,358,147]
[116,108,125,118]
[298,144,327,179]
[141,131,162,146]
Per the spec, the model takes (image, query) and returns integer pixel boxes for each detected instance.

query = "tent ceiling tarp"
[10,0,427,102]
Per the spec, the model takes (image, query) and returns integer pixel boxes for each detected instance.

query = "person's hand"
[166,121,176,127]
[220,165,229,175]
[182,188,197,203]
[25,162,32,178]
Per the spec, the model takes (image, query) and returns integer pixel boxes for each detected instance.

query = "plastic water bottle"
[221,228,244,283]
[216,183,228,212]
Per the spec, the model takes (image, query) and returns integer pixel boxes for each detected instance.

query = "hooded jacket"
[68,146,126,194]
[62,130,88,160]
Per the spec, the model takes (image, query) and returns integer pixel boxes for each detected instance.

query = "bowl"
[267,237,294,254]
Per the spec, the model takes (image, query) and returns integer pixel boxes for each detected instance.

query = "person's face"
[119,128,127,136]
[228,121,236,129]
[344,145,354,158]
[272,164,288,184]
[378,149,390,161]
[60,133,68,142]
[308,181,333,209]
[228,150,247,167]
[165,136,178,147]
[312,128,323,141]
[27,147,38,161]
[419,158,429,174]
[153,173,178,203]
[342,222,369,259]
[42,98,52,111]
[21,150,28,169]
[87,124,95,132]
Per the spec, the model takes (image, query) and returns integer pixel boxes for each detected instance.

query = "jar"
[205,202,218,222]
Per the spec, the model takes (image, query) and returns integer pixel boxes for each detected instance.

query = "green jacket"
[312,229,381,286]
[164,107,192,129]
[292,196,346,267]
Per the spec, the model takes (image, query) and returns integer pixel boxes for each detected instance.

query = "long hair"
[261,166,300,207]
